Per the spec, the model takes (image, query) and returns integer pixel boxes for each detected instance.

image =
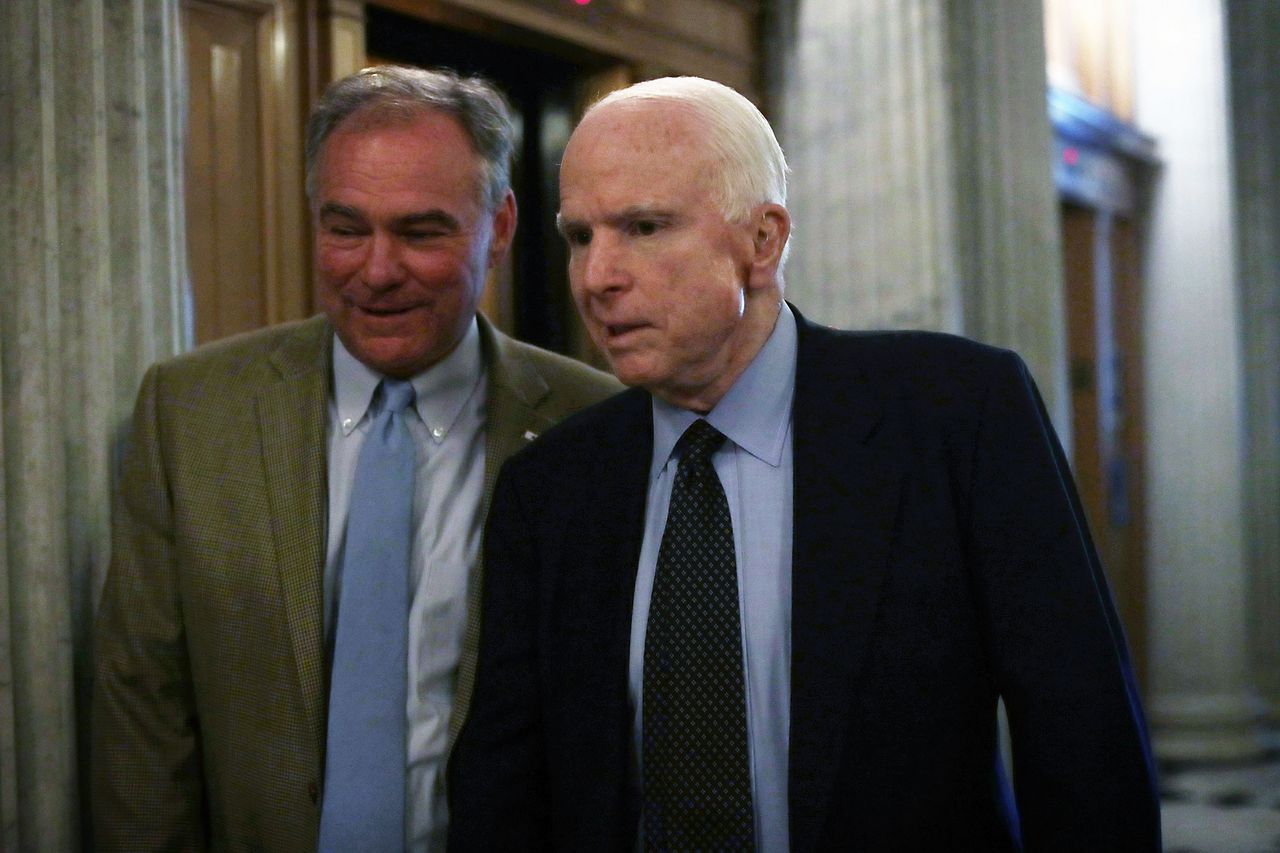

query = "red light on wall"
[1063,146,1080,166]
[573,0,591,5]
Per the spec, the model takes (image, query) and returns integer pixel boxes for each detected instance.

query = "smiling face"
[313,109,515,378]
[558,100,786,412]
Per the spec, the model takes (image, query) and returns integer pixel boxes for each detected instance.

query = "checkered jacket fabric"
[92,314,619,851]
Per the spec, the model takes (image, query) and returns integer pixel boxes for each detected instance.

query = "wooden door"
[184,0,309,344]
[1062,202,1149,689]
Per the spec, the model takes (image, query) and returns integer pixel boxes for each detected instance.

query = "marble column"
[768,0,1070,434]
[1133,0,1266,761]
[0,0,188,847]
[1227,0,1280,725]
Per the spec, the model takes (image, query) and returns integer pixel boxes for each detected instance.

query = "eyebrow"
[555,205,674,236]
[398,211,461,231]
[318,203,461,231]
[318,202,363,221]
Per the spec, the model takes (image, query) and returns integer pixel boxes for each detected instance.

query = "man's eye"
[565,229,591,247]
[327,226,363,238]
[630,220,662,237]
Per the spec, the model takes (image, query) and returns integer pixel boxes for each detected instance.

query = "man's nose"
[577,234,628,296]
[361,232,405,290]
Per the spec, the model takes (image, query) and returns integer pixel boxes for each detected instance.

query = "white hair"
[586,77,789,226]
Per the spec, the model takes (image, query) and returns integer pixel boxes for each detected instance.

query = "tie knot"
[677,419,726,466]
[378,379,416,414]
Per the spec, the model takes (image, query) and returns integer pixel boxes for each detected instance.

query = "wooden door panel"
[186,1,269,343]
[1062,201,1148,689]
[184,0,310,345]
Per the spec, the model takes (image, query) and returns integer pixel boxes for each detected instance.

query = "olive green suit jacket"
[92,314,619,852]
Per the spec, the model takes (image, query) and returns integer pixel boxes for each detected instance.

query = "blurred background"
[1,0,1276,848]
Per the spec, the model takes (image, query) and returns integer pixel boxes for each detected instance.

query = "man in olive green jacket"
[92,66,618,851]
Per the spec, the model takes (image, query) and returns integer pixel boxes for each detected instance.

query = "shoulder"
[790,312,1041,453]
[141,316,329,409]
[153,316,327,380]
[482,318,623,414]
[800,316,1018,374]
[504,336,621,399]
[796,315,1028,404]
[502,386,649,478]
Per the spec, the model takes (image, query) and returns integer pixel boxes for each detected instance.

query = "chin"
[607,362,660,391]
[355,343,436,378]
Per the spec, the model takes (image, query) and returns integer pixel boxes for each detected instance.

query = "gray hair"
[586,76,789,224]
[305,65,516,210]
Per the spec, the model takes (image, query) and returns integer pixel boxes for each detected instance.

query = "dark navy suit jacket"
[449,308,1160,851]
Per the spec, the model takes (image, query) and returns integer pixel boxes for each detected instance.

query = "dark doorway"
[366,5,614,356]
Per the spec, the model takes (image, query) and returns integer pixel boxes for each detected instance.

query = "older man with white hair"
[449,76,1160,851]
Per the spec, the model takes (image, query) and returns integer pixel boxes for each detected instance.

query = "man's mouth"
[357,304,415,317]
[605,322,647,338]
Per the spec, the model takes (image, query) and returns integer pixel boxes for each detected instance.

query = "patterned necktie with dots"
[642,418,755,851]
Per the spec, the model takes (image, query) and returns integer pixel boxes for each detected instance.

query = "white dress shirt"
[325,319,487,851]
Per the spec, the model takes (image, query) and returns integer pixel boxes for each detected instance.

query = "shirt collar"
[650,301,797,474]
[332,317,484,443]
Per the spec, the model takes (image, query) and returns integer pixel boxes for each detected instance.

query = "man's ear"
[746,203,790,290]
[487,189,518,268]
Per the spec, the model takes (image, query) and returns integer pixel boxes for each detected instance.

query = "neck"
[660,293,782,414]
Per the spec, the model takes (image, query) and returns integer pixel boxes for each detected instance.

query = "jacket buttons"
[308,781,319,804]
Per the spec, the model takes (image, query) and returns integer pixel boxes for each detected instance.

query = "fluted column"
[1227,0,1280,724]
[769,0,1069,431]
[0,0,188,847]
[1134,0,1265,761]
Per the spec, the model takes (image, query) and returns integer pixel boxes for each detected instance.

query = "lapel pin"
[523,430,538,441]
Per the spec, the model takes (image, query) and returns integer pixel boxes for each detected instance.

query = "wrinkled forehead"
[318,105,487,197]
[571,98,708,157]
[562,100,719,195]
[336,102,465,145]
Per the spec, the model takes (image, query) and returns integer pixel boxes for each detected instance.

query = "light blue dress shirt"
[326,319,487,852]
[630,302,796,853]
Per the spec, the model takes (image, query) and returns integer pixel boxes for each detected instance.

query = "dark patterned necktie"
[643,419,755,851]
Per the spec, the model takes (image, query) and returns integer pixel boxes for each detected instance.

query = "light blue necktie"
[319,378,416,852]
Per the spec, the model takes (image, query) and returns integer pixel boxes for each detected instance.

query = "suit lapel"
[258,317,331,757]
[477,318,557,521]
[788,312,903,850]
[548,389,652,844]
[450,318,562,745]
